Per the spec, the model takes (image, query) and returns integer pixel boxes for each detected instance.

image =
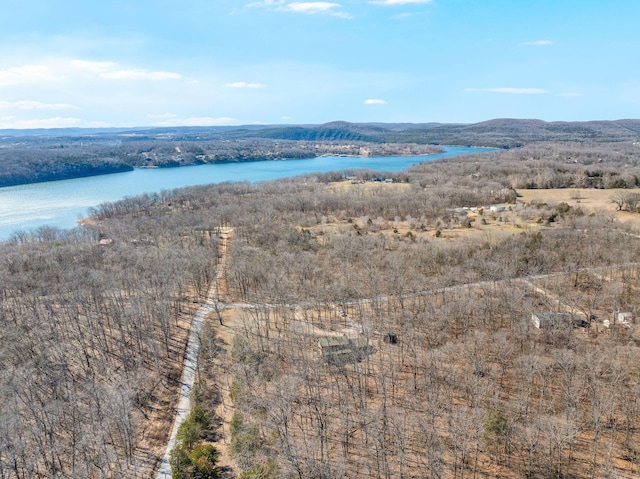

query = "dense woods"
[0,211,221,477]
[217,197,640,478]
[4,130,640,477]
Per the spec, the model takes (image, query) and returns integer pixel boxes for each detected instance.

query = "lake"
[0,146,490,240]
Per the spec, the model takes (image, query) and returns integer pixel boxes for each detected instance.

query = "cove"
[0,146,491,240]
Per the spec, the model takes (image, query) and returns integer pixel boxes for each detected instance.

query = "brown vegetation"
[0,213,220,477]
[5,139,640,478]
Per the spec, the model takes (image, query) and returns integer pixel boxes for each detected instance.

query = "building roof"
[318,336,370,349]
[318,336,351,348]
[532,312,588,329]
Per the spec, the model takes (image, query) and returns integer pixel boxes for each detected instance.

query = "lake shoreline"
[0,145,461,188]
[0,146,493,240]
[0,164,135,189]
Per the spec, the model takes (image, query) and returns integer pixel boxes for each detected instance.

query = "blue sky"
[0,0,638,128]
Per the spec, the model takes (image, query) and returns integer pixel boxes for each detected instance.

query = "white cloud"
[370,0,432,4]
[225,81,267,89]
[247,0,352,18]
[147,112,178,119]
[557,92,583,97]
[71,60,117,73]
[523,40,553,46]
[0,117,82,129]
[466,87,549,94]
[0,59,182,87]
[286,2,340,13]
[0,65,63,87]
[69,59,181,81]
[101,69,181,80]
[364,98,387,104]
[246,0,281,6]
[0,100,78,110]
[153,116,239,127]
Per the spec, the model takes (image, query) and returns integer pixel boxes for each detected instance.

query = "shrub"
[230,412,262,467]
[482,410,509,455]
[189,444,221,479]
[170,406,218,479]
[239,460,279,479]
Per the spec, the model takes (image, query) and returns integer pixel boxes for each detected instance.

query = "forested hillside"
[235,118,640,147]
[4,141,640,478]
[0,203,222,477]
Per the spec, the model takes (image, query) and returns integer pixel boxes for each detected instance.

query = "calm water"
[0,146,490,240]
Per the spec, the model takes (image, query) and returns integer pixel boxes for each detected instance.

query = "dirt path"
[155,227,233,479]
[155,300,214,478]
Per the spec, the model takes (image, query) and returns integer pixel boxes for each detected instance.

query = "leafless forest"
[3,141,640,478]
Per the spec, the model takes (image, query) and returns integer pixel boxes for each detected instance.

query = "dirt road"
[155,227,233,479]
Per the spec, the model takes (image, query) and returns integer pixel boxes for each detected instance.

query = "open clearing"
[517,187,640,228]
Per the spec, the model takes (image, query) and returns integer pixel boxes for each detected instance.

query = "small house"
[318,336,351,355]
[531,312,589,330]
[616,312,633,327]
[383,333,398,344]
[318,336,372,364]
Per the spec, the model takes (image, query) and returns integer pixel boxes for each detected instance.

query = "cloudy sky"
[1,0,639,128]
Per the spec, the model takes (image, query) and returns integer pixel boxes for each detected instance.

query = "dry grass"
[327,180,412,194]
[204,309,240,474]
[317,186,640,247]
[132,301,198,475]
[517,187,640,228]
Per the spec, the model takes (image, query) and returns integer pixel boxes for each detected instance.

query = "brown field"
[324,185,640,245]
[322,184,597,243]
[517,187,640,228]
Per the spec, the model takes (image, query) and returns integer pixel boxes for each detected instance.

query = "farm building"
[531,312,589,330]
[383,332,398,344]
[318,336,372,364]
[616,312,634,326]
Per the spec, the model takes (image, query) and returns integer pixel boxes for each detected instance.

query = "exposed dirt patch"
[205,308,241,476]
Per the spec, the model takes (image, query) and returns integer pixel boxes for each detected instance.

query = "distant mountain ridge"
[2,118,639,148]
[220,119,640,147]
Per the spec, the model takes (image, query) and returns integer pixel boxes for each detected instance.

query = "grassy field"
[517,188,640,227]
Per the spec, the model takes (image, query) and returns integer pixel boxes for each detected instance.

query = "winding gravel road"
[155,298,213,478]
[156,228,232,479]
